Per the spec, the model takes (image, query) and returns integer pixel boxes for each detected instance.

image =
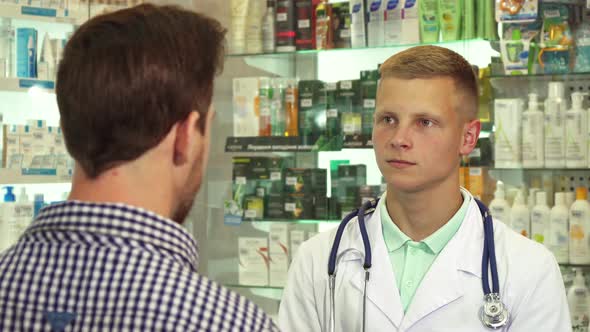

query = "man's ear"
[173,111,201,166]
[460,119,481,156]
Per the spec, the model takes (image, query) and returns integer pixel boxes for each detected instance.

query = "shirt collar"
[380,188,471,254]
[26,200,199,271]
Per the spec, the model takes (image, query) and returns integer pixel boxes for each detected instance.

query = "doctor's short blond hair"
[379,45,478,120]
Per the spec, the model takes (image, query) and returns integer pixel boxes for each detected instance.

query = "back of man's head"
[56,4,226,178]
[379,45,478,120]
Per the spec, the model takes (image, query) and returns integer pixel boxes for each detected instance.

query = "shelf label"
[260,107,270,116]
[285,94,295,103]
[469,168,482,176]
[244,210,257,219]
[341,81,352,90]
[327,109,338,118]
[277,13,287,22]
[21,168,57,176]
[363,99,376,108]
[298,19,310,28]
[270,172,282,181]
[235,176,247,185]
[285,203,296,212]
[301,99,312,107]
[21,6,57,17]
[286,177,297,185]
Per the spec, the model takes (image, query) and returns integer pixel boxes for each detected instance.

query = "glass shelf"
[242,218,340,224]
[0,168,71,185]
[492,168,590,171]
[225,284,284,290]
[490,72,590,80]
[560,263,590,268]
[227,38,492,58]
[0,2,86,25]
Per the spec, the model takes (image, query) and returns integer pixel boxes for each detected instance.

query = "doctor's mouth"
[387,159,417,169]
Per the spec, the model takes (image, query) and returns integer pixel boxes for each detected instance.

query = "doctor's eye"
[382,116,396,125]
[418,119,434,127]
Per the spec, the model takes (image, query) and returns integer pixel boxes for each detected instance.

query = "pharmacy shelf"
[0,77,54,93]
[0,168,71,184]
[225,284,284,290]
[561,263,590,268]
[0,3,86,24]
[226,38,491,58]
[490,72,590,80]
[492,168,590,171]
[225,136,327,152]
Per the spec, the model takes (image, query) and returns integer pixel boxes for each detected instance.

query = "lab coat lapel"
[349,206,403,328]
[402,198,483,329]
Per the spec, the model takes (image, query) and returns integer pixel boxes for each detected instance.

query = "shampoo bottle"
[384,0,405,45]
[490,181,511,225]
[367,0,386,47]
[350,0,367,48]
[570,187,590,264]
[566,92,589,168]
[544,82,567,168]
[0,186,16,252]
[262,0,276,53]
[419,0,439,43]
[522,93,544,168]
[510,191,530,238]
[549,192,569,264]
[568,269,590,331]
[438,0,460,41]
[531,191,550,246]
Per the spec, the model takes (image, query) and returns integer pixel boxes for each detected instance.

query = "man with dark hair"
[0,4,278,331]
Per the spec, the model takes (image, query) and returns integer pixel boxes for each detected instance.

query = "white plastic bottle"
[570,187,590,264]
[0,186,16,251]
[367,0,386,47]
[531,191,550,246]
[14,187,33,239]
[522,93,544,168]
[527,188,539,211]
[510,191,530,238]
[350,0,367,48]
[566,92,589,168]
[568,269,590,331]
[544,82,567,168]
[548,192,569,263]
[489,181,511,225]
[262,0,276,53]
[384,0,405,45]
[566,191,576,208]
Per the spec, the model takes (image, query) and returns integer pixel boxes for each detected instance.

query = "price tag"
[286,94,295,103]
[469,168,482,176]
[271,172,282,181]
[341,81,352,89]
[277,13,287,22]
[245,210,257,219]
[340,29,351,38]
[301,99,312,107]
[235,177,247,185]
[285,203,296,212]
[260,107,270,116]
[286,177,297,185]
[298,19,310,28]
[343,124,355,133]
[327,109,338,118]
[363,99,375,108]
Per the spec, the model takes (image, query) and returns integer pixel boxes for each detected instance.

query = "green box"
[360,70,379,136]
[298,80,327,143]
[284,194,315,219]
[285,168,327,195]
[337,80,362,135]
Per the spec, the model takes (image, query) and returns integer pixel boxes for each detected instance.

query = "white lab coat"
[278,192,571,332]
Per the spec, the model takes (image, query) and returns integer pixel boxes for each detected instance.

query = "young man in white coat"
[278,46,571,331]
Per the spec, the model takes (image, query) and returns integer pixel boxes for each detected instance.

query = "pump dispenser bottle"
[522,93,544,168]
[490,181,511,225]
[566,92,589,168]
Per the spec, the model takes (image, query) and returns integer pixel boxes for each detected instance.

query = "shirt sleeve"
[507,250,572,332]
[278,240,323,332]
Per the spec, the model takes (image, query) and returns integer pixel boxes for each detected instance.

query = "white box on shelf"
[494,98,523,168]
[289,229,305,261]
[269,253,289,287]
[3,125,21,169]
[269,223,290,256]
[238,237,269,286]
[232,77,260,137]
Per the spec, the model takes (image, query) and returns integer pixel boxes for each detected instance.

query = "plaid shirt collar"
[25,200,199,271]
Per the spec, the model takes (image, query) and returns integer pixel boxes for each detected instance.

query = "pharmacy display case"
[202,0,590,326]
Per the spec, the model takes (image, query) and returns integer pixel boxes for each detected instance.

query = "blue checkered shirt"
[0,200,279,331]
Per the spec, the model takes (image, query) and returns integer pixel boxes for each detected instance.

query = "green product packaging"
[420,0,440,43]
[360,70,379,136]
[314,195,329,220]
[232,157,255,209]
[338,80,362,135]
[438,0,461,42]
[325,82,340,138]
[298,80,327,144]
[285,194,315,219]
[462,0,475,39]
[267,193,285,219]
[332,2,352,49]
[336,164,367,205]
[244,195,264,220]
[285,168,328,194]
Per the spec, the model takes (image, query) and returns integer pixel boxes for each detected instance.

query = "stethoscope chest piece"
[480,293,510,330]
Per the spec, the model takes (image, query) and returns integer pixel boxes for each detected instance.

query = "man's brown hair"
[56,4,226,178]
[379,45,478,119]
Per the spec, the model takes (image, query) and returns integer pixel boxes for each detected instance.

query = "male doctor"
[278,46,571,331]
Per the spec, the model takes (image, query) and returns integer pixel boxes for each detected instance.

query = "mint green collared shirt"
[380,190,470,312]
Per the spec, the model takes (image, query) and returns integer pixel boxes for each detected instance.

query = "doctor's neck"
[385,180,463,242]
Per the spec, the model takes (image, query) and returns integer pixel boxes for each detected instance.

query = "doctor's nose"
[389,127,412,150]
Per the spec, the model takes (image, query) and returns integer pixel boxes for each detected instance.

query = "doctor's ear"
[459,119,480,156]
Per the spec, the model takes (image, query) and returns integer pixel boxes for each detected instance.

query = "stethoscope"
[327,197,510,332]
